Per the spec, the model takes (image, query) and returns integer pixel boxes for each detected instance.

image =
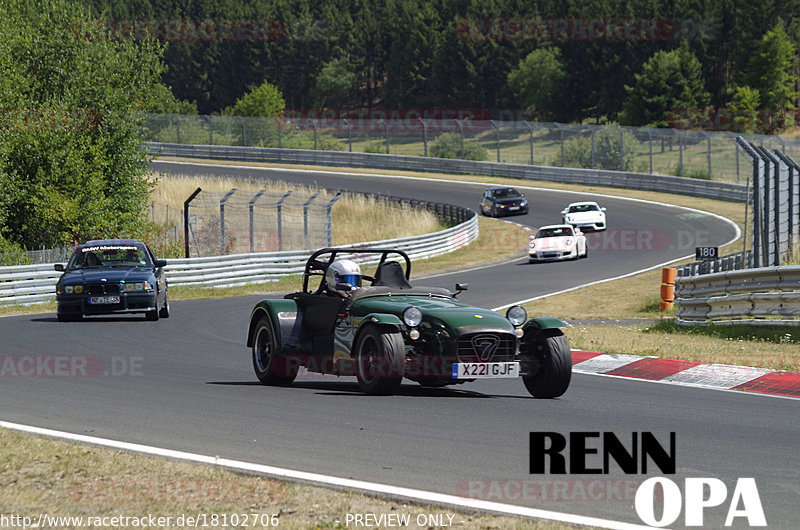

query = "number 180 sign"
[696,246,718,261]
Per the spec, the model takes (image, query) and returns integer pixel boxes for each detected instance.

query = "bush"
[562,127,640,171]
[0,236,30,266]
[429,133,487,161]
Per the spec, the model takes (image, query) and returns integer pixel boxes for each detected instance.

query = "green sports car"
[246,248,571,397]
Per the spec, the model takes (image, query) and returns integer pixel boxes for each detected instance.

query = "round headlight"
[64,285,74,293]
[506,305,527,327]
[73,285,84,294]
[565,238,574,246]
[402,306,423,327]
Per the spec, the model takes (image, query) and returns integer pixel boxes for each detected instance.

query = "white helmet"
[326,259,362,289]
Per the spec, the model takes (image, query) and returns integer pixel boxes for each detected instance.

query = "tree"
[231,80,286,117]
[563,127,640,171]
[507,47,566,121]
[744,24,798,116]
[0,0,169,248]
[729,86,761,132]
[312,58,357,108]
[429,133,486,161]
[621,43,710,127]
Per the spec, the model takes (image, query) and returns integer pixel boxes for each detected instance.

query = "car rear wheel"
[521,329,571,398]
[355,325,405,395]
[252,316,297,386]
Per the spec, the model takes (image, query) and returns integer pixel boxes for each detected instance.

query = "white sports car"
[528,224,587,263]
[561,201,606,231]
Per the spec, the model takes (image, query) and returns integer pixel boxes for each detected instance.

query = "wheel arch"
[247,300,298,348]
[355,313,404,338]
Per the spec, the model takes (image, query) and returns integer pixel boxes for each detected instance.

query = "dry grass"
[0,427,584,530]
[149,172,442,246]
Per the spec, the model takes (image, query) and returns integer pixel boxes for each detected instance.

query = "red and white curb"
[572,350,800,399]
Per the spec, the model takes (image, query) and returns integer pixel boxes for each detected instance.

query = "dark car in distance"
[480,186,529,217]
[55,239,169,321]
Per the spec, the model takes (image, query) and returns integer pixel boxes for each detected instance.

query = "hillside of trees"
[85,0,800,128]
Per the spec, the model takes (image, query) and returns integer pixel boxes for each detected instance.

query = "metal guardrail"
[675,266,800,325]
[675,250,753,277]
[0,211,478,306]
[146,142,749,203]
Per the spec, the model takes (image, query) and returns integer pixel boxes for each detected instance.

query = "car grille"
[456,333,516,363]
[87,284,121,295]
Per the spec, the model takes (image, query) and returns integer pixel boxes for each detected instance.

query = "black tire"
[145,308,159,321]
[159,291,170,318]
[521,330,571,398]
[580,245,588,259]
[354,325,405,395]
[252,316,297,386]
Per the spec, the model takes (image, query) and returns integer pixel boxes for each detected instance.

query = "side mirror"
[454,283,468,297]
[601,207,607,211]
[54,263,65,272]
[560,209,567,215]
[154,259,167,268]
[335,282,354,291]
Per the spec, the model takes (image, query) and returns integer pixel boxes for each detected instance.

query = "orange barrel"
[659,301,674,312]
[660,283,675,302]
[662,267,677,284]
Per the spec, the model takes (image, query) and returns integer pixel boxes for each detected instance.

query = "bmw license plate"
[452,362,520,379]
[508,206,520,211]
[89,296,120,304]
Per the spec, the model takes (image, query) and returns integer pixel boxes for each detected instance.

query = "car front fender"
[354,313,404,335]
[521,317,567,341]
[247,299,299,348]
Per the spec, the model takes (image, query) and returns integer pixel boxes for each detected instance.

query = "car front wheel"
[354,325,405,395]
[159,291,170,318]
[521,329,571,398]
[252,316,297,386]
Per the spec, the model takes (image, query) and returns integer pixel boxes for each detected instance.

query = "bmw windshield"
[67,244,152,270]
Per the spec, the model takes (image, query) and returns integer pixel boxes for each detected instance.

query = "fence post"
[419,118,428,157]
[303,193,320,249]
[241,117,247,146]
[343,118,352,152]
[183,187,202,258]
[456,119,464,158]
[618,126,624,171]
[591,127,596,169]
[491,120,500,162]
[276,191,292,251]
[702,131,711,178]
[219,189,238,255]
[174,114,181,144]
[552,123,564,167]
[205,115,213,145]
[249,190,266,253]
[379,119,389,154]
[648,130,653,174]
[678,130,684,175]
[325,193,342,246]
[312,119,318,150]
[523,121,534,164]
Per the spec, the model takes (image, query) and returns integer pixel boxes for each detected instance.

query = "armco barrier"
[674,266,800,325]
[0,209,478,306]
[146,142,749,203]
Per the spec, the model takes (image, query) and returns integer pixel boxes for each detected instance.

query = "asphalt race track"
[2,162,797,528]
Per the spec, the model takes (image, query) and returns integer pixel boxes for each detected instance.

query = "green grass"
[646,320,800,344]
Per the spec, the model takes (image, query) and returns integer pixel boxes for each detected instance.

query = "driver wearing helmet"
[325,259,362,298]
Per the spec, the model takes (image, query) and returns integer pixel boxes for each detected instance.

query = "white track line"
[0,420,655,530]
